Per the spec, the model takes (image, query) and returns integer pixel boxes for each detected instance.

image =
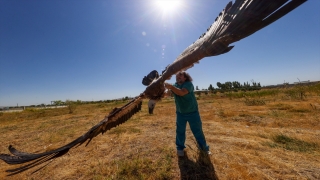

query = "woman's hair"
[177,71,193,82]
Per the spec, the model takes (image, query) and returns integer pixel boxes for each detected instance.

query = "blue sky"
[1,0,319,106]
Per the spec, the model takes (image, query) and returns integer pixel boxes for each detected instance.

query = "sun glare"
[155,0,182,13]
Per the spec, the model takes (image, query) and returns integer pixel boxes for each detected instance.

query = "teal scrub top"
[173,81,198,114]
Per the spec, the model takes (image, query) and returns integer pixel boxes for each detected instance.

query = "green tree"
[208,84,214,92]
[225,81,232,90]
[217,82,222,89]
[232,81,241,89]
[52,100,63,106]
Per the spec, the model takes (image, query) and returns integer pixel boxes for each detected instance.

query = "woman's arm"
[164,83,189,96]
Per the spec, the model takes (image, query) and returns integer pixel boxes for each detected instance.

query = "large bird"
[0,0,308,176]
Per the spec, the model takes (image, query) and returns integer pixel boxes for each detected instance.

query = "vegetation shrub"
[284,88,306,100]
[269,134,319,152]
[243,96,266,106]
[66,100,77,114]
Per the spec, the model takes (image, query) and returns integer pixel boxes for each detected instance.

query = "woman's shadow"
[178,150,218,180]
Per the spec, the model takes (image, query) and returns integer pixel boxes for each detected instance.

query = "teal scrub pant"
[176,111,209,151]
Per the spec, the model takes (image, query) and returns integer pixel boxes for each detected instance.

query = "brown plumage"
[0,97,142,175]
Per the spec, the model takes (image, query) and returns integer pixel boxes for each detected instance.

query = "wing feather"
[0,96,143,175]
[144,0,307,99]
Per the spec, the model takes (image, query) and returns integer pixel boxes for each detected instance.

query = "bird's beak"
[148,99,158,114]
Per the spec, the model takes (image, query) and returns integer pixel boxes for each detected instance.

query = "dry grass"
[0,85,320,180]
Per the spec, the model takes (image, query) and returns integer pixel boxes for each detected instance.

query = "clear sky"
[1,0,319,106]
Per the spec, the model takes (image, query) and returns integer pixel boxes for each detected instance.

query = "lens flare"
[155,0,181,13]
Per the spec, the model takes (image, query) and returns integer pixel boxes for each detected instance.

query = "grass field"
[0,84,319,180]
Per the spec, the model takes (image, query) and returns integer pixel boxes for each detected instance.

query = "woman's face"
[176,73,186,84]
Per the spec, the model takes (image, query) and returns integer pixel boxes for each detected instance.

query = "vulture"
[0,0,308,176]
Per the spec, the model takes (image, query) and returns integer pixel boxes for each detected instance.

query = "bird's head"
[148,99,158,114]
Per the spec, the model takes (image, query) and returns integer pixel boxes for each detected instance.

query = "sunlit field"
[1,84,319,180]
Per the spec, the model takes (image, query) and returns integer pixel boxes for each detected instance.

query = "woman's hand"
[164,82,172,90]
[164,82,188,96]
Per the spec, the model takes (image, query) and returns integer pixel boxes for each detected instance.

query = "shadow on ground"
[178,151,218,180]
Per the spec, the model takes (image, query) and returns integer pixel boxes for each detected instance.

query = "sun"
[155,0,182,14]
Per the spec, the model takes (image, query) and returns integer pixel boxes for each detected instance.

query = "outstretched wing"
[0,96,143,176]
[144,0,307,99]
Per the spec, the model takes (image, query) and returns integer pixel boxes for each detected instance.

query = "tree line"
[196,80,261,93]
[51,97,131,106]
